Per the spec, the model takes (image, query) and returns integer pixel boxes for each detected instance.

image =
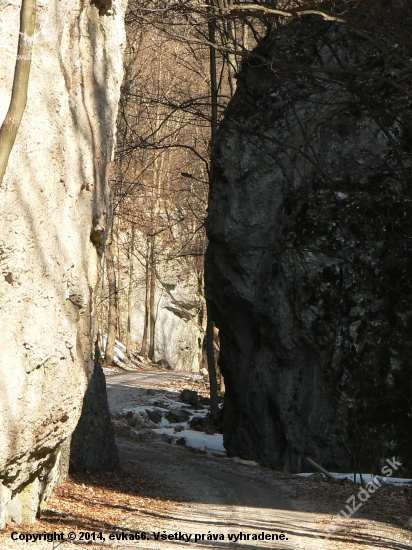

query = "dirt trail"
[110,436,411,550]
[1,371,411,549]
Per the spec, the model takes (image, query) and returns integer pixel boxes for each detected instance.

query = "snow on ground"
[106,368,412,485]
[123,395,223,454]
[153,427,226,454]
[106,369,224,456]
[297,472,412,486]
[100,335,161,373]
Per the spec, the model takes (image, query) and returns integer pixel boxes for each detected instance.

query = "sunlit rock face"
[128,257,204,372]
[206,17,412,475]
[0,0,126,524]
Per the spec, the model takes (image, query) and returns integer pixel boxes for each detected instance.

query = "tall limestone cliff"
[206,17,412,475]
[0,0,126,525]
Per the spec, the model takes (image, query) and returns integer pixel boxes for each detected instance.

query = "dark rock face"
[206,17,412,475]
[70,346,118,473]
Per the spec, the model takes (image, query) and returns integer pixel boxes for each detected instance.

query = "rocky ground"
[0,369,411,549]
[106,368,225,455]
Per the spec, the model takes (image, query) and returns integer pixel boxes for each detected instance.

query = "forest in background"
[98,0,267,374]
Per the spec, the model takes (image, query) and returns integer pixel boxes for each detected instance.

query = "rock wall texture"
[0,0,126,525]
[129,253,204,372]
[206,17,412,475]
[108,227,204,372]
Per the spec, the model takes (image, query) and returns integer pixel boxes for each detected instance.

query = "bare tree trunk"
[225,29,237,95]
[220,0,237,97]
[145,53,165,362]
[242,19,249,51]
[126,224,135,357]
[105,240,117,365]
[115,221,123,343]
[208,5,218,145]
[0,0,37,187]
[141,245,150,356]
[206,301,220,424]
[207,5,220,423]
[148,236,156,361]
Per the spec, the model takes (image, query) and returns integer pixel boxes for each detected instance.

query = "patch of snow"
[154,427,226,455]
[114,347,125,361]
[335,192,348,200]
[297,472,412,485]
[112,355,139,371]
[103,367,119,376]
[115,339,126,351]
[100,335,145,370]
[183,374,204,382]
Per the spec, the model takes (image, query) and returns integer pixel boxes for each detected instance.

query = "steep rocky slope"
[0,0,125,525]
[206,17,412,475]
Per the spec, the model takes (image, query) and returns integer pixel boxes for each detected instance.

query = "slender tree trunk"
[206,302,220,424]
[0,0,37,187]
[208,2,218,145]
[105,240,117,365]
[216,0,237,97]
[126,224,135,357]
[242,19,249,51]
[207,4,220,423]
[115,221,123,342]
[225,24,237,96]
[145,53,164,361]
[148,236,156,361]
[141,245,150,356]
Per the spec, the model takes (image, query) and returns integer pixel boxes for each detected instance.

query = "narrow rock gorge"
[0,0,125,525]
[206,16,412,475]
